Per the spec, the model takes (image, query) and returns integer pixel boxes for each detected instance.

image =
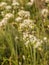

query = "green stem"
[34,47,36,65]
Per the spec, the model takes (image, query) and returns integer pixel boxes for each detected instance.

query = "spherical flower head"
[0,18,8,27]
[29,36,37,43]
[24,11,30,18]
[41,8,48,18]
[5,5,12,10]
[12,2,20,9]
[18,10,30,18]
[15,17,22,22]
[23,19,32,25]
[34,40,43,48]
[0,2,7,7]
[12,2,19,6]
[26,2,33,6]
[5,13,14,19]
[19,19,33,30]
[0,2,7,10]
[26,0,34,6]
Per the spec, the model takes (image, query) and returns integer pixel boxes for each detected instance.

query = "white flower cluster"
[5,5,12,10]
[12,2,19,6]
[41,8,48,18]
[12,1,20,9]
[0,18,8,27]
[15,10,31,24]
[26,0,34,6]
[15,17,22,22]
[0,13,14,26]
[19,19,33,30]
[5,13,14,19]
[18,10,30,18]
[0,2,7,8]
[15,9,34,32]
[24,34,43,48]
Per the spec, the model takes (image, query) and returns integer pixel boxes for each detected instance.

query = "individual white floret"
[43,37,47,41]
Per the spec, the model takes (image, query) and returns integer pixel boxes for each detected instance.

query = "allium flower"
[26,0,34,6]
[0,2,7,7]
[0,18,8,27]
[12,1,20,9]
[18,10,30,18]
[15,17,22,22]
[41,8,48,17]
[28,35,43,48]
[23,19,32,25]
[29,35,37,43]
[12,2,19,6]
[26,2,33,6]
[34,40,43,48]
[0,2,7,10]
[5,13,14,19]
[5,5,12,10]
[19,19,33,29]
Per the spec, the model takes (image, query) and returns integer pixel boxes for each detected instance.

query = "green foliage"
[0,0,49,65]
